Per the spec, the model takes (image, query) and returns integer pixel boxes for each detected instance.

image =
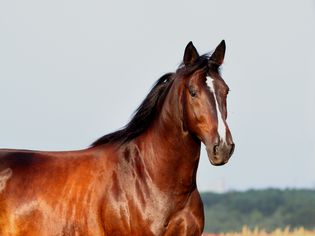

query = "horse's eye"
[189,86,197,97]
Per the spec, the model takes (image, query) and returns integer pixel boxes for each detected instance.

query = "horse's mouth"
[208,154,229,166]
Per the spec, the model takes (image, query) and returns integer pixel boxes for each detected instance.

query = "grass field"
[204,226,315,236]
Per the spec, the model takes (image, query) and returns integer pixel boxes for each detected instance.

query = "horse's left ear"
[183,41,199,66]
[209,40,226,66]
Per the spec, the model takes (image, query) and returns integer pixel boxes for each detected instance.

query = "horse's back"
[0,147,113,236]
[0,149,50,199]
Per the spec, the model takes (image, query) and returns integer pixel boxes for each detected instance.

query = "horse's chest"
[103,186,175,236]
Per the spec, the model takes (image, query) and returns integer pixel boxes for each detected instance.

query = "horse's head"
[178,41,234,166]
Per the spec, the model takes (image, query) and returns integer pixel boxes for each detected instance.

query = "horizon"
[200,186,315,194]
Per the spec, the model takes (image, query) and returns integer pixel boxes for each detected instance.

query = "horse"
[0,40,234,236]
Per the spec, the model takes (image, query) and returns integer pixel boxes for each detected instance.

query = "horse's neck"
[132,82,201,194]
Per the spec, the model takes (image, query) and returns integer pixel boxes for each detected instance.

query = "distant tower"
[209,178,226,193]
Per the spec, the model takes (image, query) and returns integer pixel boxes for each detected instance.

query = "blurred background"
[0,0,314,234]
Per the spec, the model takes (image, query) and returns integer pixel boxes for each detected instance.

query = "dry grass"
[204,226,315,236]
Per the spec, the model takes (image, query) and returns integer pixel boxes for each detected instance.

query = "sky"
[0,0,314,192]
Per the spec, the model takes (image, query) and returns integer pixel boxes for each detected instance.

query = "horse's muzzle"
[206,142,235,166]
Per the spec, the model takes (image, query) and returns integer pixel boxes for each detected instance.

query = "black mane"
[91,54,215,147]
[91,73,174,146]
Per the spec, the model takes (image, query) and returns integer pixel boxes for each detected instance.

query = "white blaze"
[206,76,227,143]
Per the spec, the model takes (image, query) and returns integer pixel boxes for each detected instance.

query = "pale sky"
[0,0,314,192]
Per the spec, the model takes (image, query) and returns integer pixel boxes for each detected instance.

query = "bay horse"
[0,41,234,236]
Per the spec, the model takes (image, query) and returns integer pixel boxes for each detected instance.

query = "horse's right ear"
[183,41,199,66]
[209,40,226,67]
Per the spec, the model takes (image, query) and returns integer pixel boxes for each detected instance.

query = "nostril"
[213,144,219,155]
[229,143,235,157]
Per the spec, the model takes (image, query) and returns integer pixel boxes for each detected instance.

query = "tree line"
[201,188,315,233]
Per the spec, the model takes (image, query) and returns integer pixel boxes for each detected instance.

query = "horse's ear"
[183,41,199,66]
[209,40,226,66]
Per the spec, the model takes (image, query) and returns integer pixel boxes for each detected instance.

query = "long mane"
[91,54,213,147]
[91,73,175,146]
